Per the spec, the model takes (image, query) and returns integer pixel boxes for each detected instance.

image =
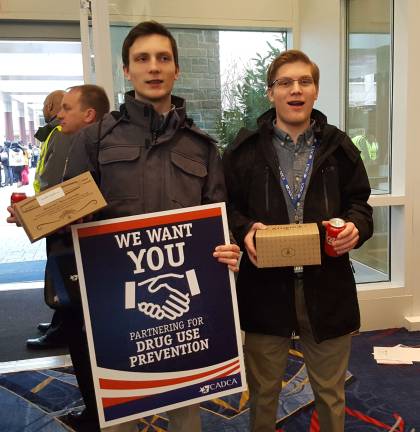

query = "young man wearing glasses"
[223,50,373,431]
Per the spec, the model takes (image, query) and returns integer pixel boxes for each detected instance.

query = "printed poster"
[71,203,246,428]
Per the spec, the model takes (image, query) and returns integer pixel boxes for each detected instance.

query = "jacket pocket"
[169,151,207,207]
[98,145,141,199]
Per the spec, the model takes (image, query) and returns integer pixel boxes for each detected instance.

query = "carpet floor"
[0,328,418,431]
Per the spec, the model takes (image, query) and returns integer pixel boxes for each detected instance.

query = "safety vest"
[33,125,62,194]
[352,135,378,162]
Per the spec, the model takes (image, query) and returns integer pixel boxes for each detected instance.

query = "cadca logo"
[199,378,238,394]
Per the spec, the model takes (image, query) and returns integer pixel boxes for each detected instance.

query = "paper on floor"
[373,344,420,364]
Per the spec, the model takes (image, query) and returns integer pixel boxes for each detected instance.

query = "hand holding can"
[11,192,27,205]
[324,218,345,257]
[8,192,27,226]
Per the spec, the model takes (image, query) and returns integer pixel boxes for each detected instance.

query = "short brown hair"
[267,49,320,88]
[68,85,110,120]
[122,21,179,69]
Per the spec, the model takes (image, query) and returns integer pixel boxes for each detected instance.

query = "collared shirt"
[272,121,316,224]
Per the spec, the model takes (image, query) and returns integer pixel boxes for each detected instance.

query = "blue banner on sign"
[72,203,246,428]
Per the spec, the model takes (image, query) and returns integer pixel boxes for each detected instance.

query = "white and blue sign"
[71,203,246,428]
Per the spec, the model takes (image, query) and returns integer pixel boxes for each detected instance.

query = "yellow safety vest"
[33,125,62,194]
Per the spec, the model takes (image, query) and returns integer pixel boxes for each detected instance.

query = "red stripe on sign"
[211,364,241,380]
[102,394,147,409]
[77,207,222,238]
[99,359,239,390]
[101,364,241,409]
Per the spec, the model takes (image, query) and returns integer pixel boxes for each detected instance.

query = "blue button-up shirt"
[272,121,316,224]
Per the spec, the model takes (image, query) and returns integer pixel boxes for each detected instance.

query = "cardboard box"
[256,223,321,268]
[14,171,107,242]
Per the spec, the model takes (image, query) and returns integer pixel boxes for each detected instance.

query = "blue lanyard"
[278,143,316,211]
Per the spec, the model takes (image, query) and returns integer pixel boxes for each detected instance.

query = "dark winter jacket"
[35,117,73,192]
[223,108,373,342]
[65,91,226,218]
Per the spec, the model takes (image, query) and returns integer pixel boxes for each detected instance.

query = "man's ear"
[174,66,180,81]
[45,101,54,117]
[85,108,97,124]
[267,87,274,104]
[123,65,130,81]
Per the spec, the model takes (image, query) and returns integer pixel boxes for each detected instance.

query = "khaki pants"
[102,404,201,432]
[168,405,201,432]
[244,279,351,432]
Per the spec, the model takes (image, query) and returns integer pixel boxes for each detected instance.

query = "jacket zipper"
[322,168,330,217]
[265,166,269,213]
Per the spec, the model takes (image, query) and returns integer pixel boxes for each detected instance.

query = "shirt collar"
[273,119,316,150]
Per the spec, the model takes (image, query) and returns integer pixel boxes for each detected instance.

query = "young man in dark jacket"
[223,50,373,432]
[64,21,239,432]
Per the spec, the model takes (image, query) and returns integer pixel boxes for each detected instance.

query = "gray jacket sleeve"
[39,131,74,190]
[63,125,99,182]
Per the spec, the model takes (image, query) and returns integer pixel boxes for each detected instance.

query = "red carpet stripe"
[345,407,403,430]
[309,409,320,432]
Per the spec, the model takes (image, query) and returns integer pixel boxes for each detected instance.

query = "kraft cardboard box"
[255,223,321,268]
[14,171,107,243]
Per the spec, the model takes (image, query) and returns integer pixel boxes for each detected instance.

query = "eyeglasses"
[269,76,315,89]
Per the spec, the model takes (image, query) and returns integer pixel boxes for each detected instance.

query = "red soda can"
[325,218,345,257]
[11,192,27,205]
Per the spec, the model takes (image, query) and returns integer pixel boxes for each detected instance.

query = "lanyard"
[278,143,316,212]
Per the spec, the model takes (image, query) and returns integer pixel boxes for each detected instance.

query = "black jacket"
[223,108,373,342]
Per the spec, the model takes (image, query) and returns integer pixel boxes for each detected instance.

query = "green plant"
[217,36,286,149]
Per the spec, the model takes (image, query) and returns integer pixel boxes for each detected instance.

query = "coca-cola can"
[325,218,345,257]
[11,192,27,206]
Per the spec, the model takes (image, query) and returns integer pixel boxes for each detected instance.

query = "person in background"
[0,142,4,187]
[23,86,110,350]
[26,90,73,349]
[8,141,25,186]
[32,144,40,168]
[1,142,13,186]
[223,49,373,432]
[352,133,378,166]
[21,146,30,186]
[7,85,111,431]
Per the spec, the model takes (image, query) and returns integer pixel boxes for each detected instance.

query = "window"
[346,0,393,283]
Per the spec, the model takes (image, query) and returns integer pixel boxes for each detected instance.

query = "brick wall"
[172,29,221,140]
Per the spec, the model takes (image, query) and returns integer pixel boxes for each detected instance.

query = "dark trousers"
[63,306,100,430]
[4,165,13,185]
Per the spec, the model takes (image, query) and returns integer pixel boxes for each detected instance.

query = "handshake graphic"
[125,270,201,321]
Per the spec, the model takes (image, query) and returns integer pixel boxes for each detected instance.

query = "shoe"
[37,322,51,334]
[26,334,66,349]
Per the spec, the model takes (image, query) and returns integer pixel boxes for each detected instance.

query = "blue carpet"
[0,260,45,284]
[0,330,418,431]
